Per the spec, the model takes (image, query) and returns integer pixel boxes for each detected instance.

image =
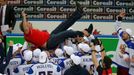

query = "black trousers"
[3,36,6,56]
[46,9,83,50]
[0,46,13,74]
[0,33,6,57]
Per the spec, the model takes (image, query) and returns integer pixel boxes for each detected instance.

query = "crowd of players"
[0,32,113,75]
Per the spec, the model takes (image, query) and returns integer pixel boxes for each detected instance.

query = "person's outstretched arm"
[114,11,126,34]
[4,41,13,64]
[91,44,99,68]
[100,44,106,60]
[91,44,104,75]
[21,41,28,51]
[21,11,30,34]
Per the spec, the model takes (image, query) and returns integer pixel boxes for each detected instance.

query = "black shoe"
[75,1,83,14]
[85,23,93,34]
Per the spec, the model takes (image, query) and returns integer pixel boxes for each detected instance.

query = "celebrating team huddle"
[4,35,110,75]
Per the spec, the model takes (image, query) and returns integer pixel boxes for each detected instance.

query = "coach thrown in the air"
[20,2,93,51]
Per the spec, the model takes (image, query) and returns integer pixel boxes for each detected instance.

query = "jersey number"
[39,71,53,75]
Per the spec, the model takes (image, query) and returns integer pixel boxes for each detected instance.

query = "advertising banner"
[7,0,134,22]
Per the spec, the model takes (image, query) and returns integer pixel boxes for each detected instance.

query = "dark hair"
[103,56,112,69]
[91,37,100,45]
[76,31,84,37]
[20,22,24,32]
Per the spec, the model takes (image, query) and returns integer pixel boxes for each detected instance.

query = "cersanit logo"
[36,6,57,12]
[115,1,134,6]
[92,0,113,6]
[69,0,90,5]
[13,6,34,12]
[23,0,44,5]
[105,7,126,13]
[83,7,104,13]
[46,0,67,5]
[46,13,67,19]
[7,0,20,5]
[7,0,134,21]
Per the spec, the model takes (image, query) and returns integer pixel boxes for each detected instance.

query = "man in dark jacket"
[0,0,16,33]
[0,39,4,64]
[0,0,16,57]
[0,40,13,74]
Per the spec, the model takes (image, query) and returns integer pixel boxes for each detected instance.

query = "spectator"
[0,0,16,56]
[0,38,4,63]
[0,0,16,33]
[0,40,13,74]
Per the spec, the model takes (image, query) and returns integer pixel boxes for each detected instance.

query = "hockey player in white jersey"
[50,48,65,65]
[13,64,33,75]
[78,42,103,61]
[51,47,75,74]
[114,11,134,75]
[13,50,33,75]
[78,43,93,73]
[32,48,41,64]
[5,55,25,75]
[4,41,29,75]
[12,41,28,58]
[64,54,90,75]
[4,44,25,75]
[116,44,130,75]
[78,41,104,75]
[20,50,33,64]
[26,51,61,75]
[64,46,75,57]
[78,43,96,75]
[62,46,75,73]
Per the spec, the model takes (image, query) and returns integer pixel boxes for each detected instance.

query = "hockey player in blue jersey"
[5,49,32,75]
[50,47,75,74]
[26,51,61,75]
[13,50,33,75]
[64,54,90,75]
[5,41,32,75]
[77,42,103,75]
[50,48,65,65]
[32,48,42,64]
